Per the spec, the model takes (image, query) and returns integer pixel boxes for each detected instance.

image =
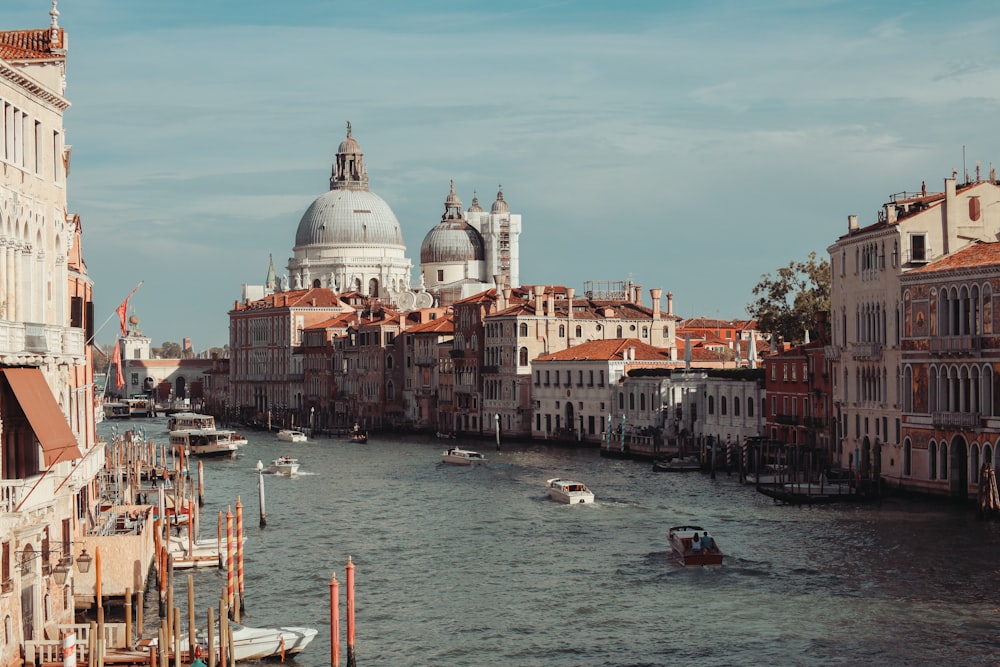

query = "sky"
[8,0,1000,350]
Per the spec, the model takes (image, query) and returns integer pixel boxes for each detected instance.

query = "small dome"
[421,219,485,264]
[491,186,509,214]
[338,121,361,155]
[445,179,462,209]
[467,191,484,213]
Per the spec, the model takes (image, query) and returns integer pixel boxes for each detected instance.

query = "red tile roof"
[0,29,65,60]
[536,338,671,362]
[905,241,1000,275]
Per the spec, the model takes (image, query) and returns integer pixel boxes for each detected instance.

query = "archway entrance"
[950,435,969,499]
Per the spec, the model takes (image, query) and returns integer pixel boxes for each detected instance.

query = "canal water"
[101,420,1000,666]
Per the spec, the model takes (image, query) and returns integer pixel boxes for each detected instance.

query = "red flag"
[116,282,143,335]
[112,342,124,389]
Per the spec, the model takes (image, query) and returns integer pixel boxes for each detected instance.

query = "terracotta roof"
[0,28,65,60]
[404,315,454,334]
[536,338,671,362]
[905,241,1000,275]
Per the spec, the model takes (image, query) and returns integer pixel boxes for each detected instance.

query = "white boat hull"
[196,624,318,661]
[546,478,595,504]
[267,460,301,476]
[441,448,487,465]
[277,429,307,443]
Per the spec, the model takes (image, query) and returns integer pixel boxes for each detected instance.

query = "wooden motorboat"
[668,525,724,566]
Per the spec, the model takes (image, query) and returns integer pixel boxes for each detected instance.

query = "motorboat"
[668,525,724,566]
[653,455,701,472]
[267,455,301,476]
[167,412,216,431]
[169,429,244,458]
[441,447,487,465]
[349,431,368,443]
[277,429,307,443]
[545,478,595,504]
[196,622,318,661]
[103,401,131,420]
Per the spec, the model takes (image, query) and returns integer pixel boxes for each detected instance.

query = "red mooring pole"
[226,505,234,616]
[346,557,356,667]
[330,573,340,667]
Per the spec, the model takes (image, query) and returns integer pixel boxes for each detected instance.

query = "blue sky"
[9,1,1000,349]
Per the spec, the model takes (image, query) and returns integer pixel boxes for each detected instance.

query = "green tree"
[747,251,830,345]
[159,341,183,358]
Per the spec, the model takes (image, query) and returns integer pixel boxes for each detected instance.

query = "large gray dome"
[295,188,405,247]
[421,218,485,263]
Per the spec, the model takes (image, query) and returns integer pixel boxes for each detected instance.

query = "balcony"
[851,342,882,360]
[930,336,981,356]
[824,345,841,361]
[774,414,799,425]
[0,321,85,362]
[932,412,981,429]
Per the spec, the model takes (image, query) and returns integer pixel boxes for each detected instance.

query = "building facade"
[0,12,102,660]
[827,176,1000,486]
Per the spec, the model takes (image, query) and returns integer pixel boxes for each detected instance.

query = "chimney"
[533,285,544,313]
[566,288,575,321]
[848,215,858,231]
[650,288,662,320]
[667,292,674,316]
[633,285,642,306]
[546,290,554,317]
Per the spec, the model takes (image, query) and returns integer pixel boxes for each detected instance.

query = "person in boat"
[701,532,714,552]
[691,533,702,553]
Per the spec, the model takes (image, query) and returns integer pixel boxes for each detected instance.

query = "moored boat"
[267,455,301,476]
[668,525,724,566]
[653,455,701,472]
[441,447,486,465]
[103,401,131,420]
[277,429,307,443]
[545,478,595,504]
[195,622,318,661]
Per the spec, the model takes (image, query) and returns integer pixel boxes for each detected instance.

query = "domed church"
[420,181,521,304]
[287,122,413,299]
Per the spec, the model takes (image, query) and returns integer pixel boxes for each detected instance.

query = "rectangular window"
[910,234,926,262]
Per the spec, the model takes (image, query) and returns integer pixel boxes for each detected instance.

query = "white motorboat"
[268,456,301,476]
[441,447,487,465]
[169,429,245,458]
[546,478,595,504]
[277,429,307,443]
[167,412,216,431]
[195,622,318,661]
[126,395,154,417]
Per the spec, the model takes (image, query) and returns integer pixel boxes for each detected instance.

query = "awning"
[2,368,83,464]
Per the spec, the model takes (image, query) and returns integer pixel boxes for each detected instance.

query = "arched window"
[972,444,981,483]
[734,397,741,417]
[708,395,715,415]
[519,323,528,337]
[940,442,948,479]
[386,381,395,401]
[642,327,649,337]
[629,392,635,410]
[640,393,646,411]
[559,325,566,337]
[368,278,379,297]
[616,326,623,337]
[748,398,754,417]
[519,347,528,366]
[386,355,394,369]
[618,392,624,409]
[575,325,582,337]
[903,438,912,476]
[929,442,938,479]
[721,396,727,415]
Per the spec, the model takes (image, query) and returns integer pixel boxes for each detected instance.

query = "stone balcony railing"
[0,321,85,363]
[931,412,981,429]
[930,335,981,355]
[851,341,883,360]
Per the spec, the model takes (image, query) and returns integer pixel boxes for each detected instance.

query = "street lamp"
[16,545,91,584]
